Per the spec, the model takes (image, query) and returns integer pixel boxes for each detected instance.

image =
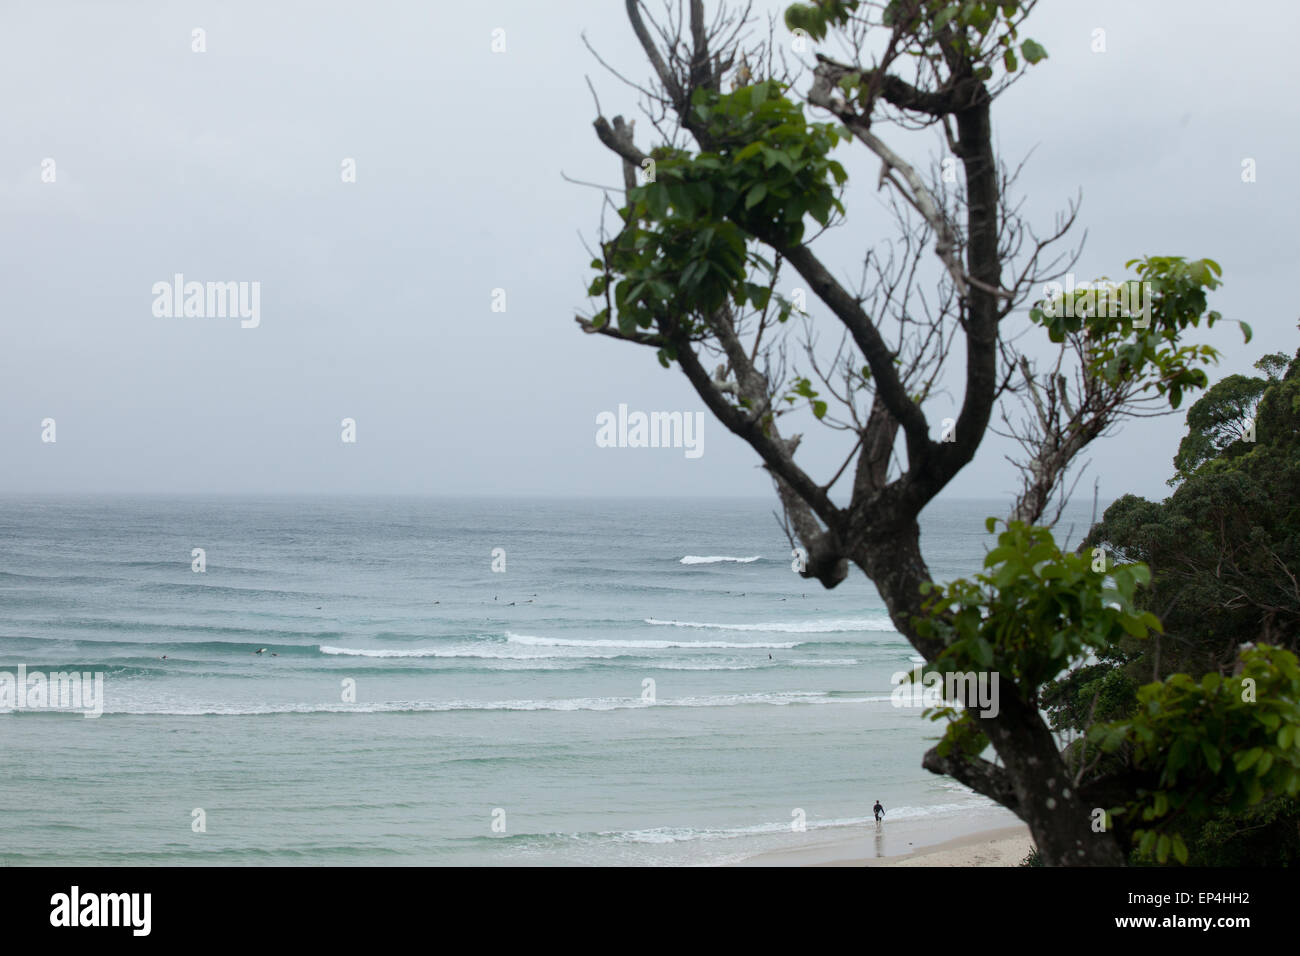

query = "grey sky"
[3,0,1296,505]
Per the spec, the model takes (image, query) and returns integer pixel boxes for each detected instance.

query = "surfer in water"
[873,800,885,823]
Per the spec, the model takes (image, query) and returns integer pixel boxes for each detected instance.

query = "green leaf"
[1171,834,1188,864]
[645,184,668,219]
[1156,834,1171,864]
[1021,39,1048,64]
[1139,829,1157,856]
[984,545,1017,567]
[1119,614,1147,638]
[745,183,767,209]
[1235,747,1263,771]
[1201,740,1222,773]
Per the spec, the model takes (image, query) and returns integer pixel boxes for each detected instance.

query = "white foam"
[505,631,801,650]
[318,644,611,660]
[651,657,862,670]
[644,617,895,634]
[317,645,851,670]
[679,555,761,565]
[592,802,982,845]
[91,690,891,716]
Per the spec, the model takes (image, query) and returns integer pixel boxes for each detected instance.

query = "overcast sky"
[3,0,1296,505]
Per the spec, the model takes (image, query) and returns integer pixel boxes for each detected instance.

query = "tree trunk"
[856,520,1125,865]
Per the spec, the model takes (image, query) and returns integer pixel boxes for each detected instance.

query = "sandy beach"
[736,811,1033,867]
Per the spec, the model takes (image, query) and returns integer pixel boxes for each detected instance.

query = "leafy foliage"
[915,520,1160,758]
[1187,797,1300,866]
[786,376,828,420]
[1040,658,1138,733]
[785,1,1047,78]
[1092,645,1300,865]
[1082,347,1300,671]
[1028,256,1248,409]
[783,0,860,39]
[588,81,846,356]
[918,520,1160,690]
[1045,344,1300,864]
[1170,352,1287,483]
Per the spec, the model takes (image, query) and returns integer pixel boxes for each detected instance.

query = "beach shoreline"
[734,812,1032,867]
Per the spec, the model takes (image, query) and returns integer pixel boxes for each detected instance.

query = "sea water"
[0,494,1100,865]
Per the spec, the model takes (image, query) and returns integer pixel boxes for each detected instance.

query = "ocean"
[0,495,1100,865]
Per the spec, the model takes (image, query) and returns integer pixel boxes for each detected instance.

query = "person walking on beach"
[873,800,885,823]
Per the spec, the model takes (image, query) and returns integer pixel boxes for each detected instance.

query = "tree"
[575,0,1249,864]
[1169,352,1288,483]
[1046,346,1300,864]
[1085,346,1300,675]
